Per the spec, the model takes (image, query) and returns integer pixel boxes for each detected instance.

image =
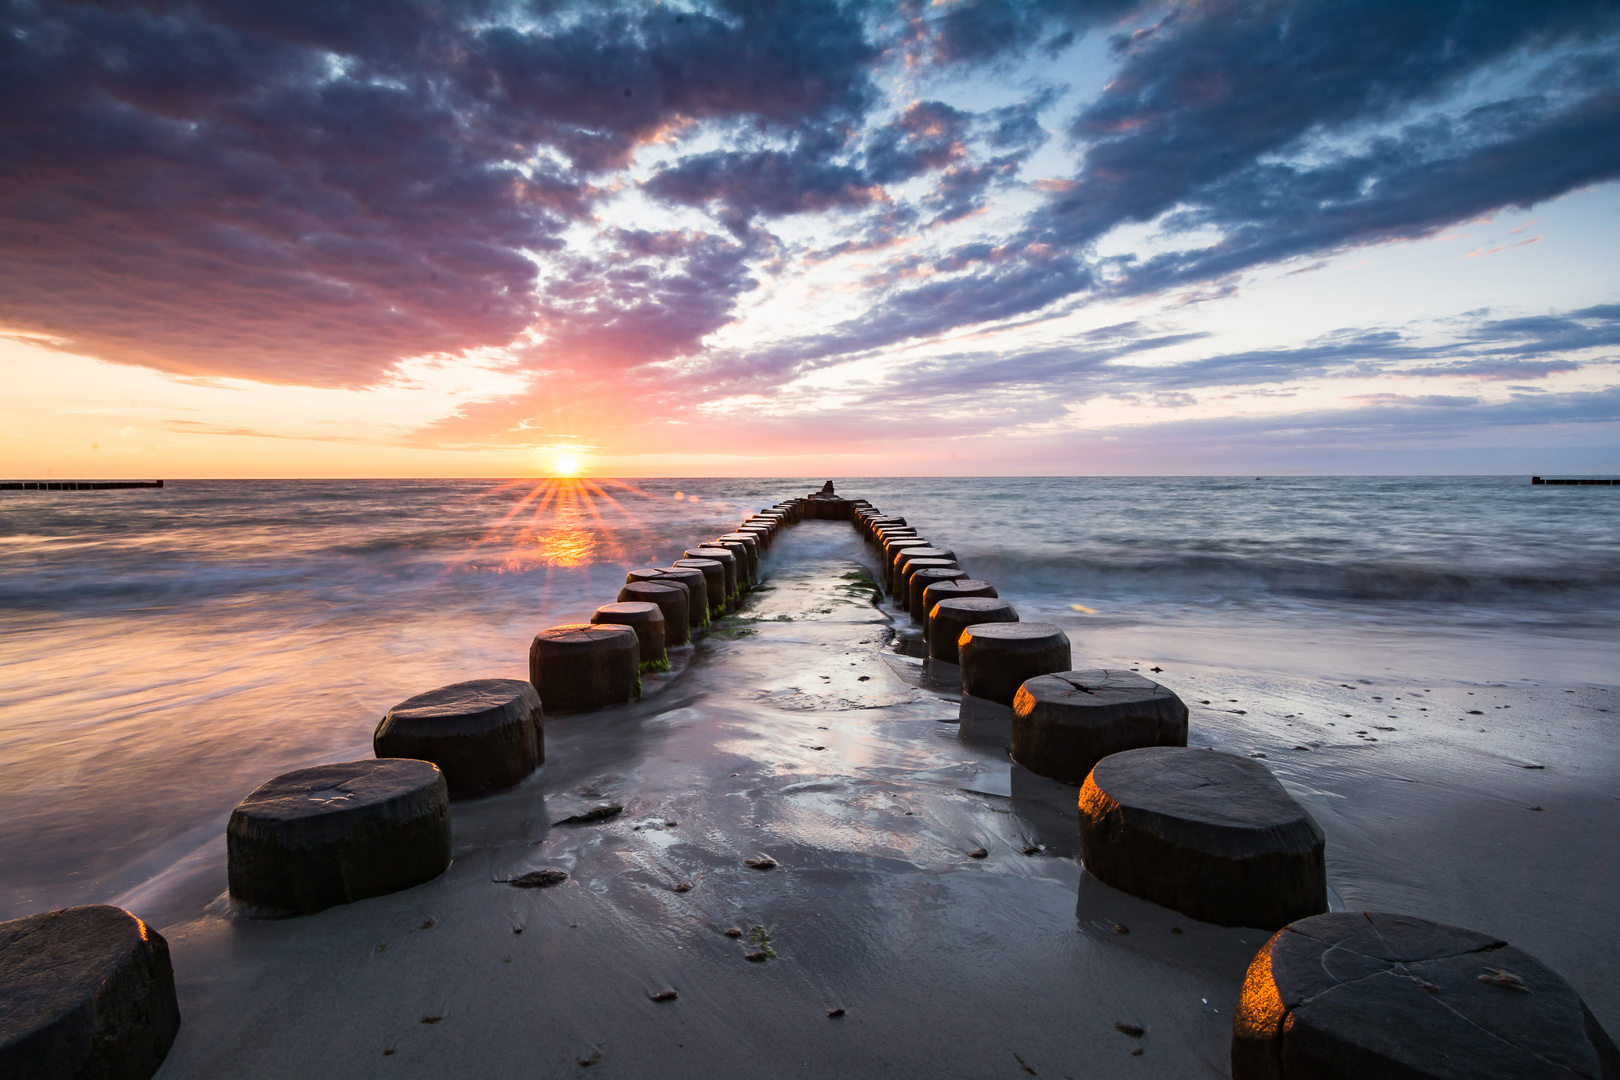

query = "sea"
[2,476,1616,922]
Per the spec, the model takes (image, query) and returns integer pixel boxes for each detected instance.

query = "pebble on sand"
[508,869,568,888]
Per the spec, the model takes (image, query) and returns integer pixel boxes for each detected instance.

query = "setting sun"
[551,453,580,477]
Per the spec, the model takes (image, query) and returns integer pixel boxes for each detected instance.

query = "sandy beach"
[132,521,1619,1078]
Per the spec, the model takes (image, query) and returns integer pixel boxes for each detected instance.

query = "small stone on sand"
[744,855,778,870]
[557,804,623,824]
[509,869,567,888]
[1114,1022,1144,1037]
[649,989,677,1002]
[968,847,988,858]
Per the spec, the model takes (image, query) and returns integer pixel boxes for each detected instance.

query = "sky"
[2,0,1619,478]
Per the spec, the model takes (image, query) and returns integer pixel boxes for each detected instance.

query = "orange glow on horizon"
[453,475,657,574]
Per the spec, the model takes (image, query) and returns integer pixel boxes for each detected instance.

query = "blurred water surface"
[1,475,1614,919]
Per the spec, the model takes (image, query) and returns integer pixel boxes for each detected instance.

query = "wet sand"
[148,522,1619,1078]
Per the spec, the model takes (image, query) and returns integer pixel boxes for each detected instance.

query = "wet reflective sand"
[143,523,1618,1078]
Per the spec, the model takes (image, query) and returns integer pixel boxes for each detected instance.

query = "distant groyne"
[1,479,164,490]
[1531,476,1616,485]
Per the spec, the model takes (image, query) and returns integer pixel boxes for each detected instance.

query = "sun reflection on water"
[457,475,655,573]
[533,525,594,568]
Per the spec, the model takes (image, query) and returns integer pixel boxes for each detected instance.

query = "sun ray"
[443,472,672,578]
[580,479,639,526]
[487,480,549,531]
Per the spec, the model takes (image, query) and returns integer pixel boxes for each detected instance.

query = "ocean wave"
[4,476,1616,623]
[968,549,1620,610]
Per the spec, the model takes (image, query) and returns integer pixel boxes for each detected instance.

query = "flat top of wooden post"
[594,602,662,619]
[1083,747,1317,834]
[1018,670,1178,707]
[0,904,163,1036]
[928,580,997,597]
[932,595,1013,614]
[1240,911,1615,1079]
[534,623,639,647]
[622,580,686,596]
[385,678,536,724]
[687,546,734,559]
[234,758,444,825]
[960,622,1062,644]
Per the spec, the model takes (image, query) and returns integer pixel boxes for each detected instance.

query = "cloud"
[1350,393,1480,407]
[533,227,761,369]
[762,303,1620,441]
[1464,303,1620,356]
[470,2,879,172]
[165,419,356,441]
[1390,359,1582,381]
[832,0,1620,353]
[1057,0,1620,249]
[643,130,884,230]
[921,0,1141,66]
[643,96,1028,230]
[1,0,1617,464]
[0,0,881,384]
[1467,235,1544,258]
[1015,384,1620,474]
